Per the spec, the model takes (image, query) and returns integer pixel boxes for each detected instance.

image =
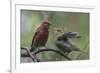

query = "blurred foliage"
[21,10,89,62]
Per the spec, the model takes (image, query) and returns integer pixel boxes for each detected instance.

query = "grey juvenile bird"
[53,28,81,53]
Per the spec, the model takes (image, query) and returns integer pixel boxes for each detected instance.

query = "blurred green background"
[20,10,89,62]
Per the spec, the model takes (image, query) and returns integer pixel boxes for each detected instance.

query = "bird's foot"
[30,49,34,52]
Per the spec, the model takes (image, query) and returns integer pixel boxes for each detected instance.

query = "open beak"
[74,32,81,38]
[76,35,81,38]
[48,23,51,25]
[67,32,81,38]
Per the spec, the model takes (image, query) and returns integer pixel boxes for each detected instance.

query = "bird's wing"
[31,26,41,47]
[31,31,38,47]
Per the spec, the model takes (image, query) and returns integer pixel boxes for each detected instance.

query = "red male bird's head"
[41,21,51,30]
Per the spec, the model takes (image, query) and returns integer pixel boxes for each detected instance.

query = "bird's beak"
[76,35,81,38]
[74,32,81,38]
[49,23,51,25]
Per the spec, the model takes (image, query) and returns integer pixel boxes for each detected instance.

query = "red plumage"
[30,21,51,52]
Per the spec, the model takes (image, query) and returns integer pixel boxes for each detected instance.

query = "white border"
[11,2,96,73]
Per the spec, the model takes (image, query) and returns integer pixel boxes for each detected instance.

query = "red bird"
[30,21,51,52]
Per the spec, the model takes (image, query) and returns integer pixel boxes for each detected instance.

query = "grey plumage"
[55,32,81,53]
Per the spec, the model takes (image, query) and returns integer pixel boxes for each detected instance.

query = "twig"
[21,47,71,60]
[21,47,30,57]
[21,47,40,62]
[34,48,71,60]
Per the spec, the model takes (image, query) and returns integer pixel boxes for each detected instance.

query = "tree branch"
[21,47,40,62]
[34,48,71,60]
[21,47,71,61]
